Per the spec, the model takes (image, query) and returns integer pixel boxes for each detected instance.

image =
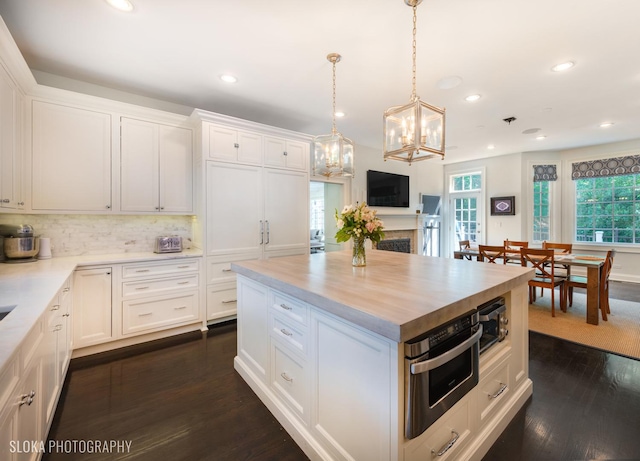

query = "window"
[451,173,482,192]
[575,173,640,243]
[533,181,550,242]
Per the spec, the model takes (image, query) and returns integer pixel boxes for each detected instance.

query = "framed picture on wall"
[490,196,516,216]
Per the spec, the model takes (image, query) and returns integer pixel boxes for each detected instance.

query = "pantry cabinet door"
[206,162,263,258]
[32,101,112,211]
[263,168,308,254]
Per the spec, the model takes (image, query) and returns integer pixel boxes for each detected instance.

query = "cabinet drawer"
[478,356,511,423]
[122,292,198,335]
[122,259,199,279]
[271,316,307,355]
[271,291,309,327]
[271,341,308,423]
[404,397,472,461]
[207,284,237,321]
[122,274,199,298]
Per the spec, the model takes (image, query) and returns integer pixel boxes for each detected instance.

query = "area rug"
[528,292,640,360]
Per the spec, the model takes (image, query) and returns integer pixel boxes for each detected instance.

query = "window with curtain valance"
[571,155,640,179]
[533,164,557,181]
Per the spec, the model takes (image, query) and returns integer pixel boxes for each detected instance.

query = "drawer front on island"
[270,341,308,424]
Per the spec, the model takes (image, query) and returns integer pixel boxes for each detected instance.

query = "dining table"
[453,249,606,325]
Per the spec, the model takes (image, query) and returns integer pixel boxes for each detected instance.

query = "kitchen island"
[232,249,534,461]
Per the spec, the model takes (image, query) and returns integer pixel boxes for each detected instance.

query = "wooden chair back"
[520,248,567,316]
[458,239,472,260]
[478,245,507,264]
[542,241,572,254]
[504,240,528,252]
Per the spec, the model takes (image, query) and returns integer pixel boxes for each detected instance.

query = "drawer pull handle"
[174,306,187,310]
[53,324,62,331]
[63,287,70,292]
[51,304,60,311]
[63,313,70,317]
[19,390,36,407]
[138,312,153,317]
[177,281,190,285]
[280,372,293,382]
[280,303,292,311]
[280,328,293,337]
[178,265,190,269]
[222,299,237,304]
[135,286,150,290]
[488,382,508,400]
[222,268,232,272]
[136,269,150,273]
[432,430,459,457]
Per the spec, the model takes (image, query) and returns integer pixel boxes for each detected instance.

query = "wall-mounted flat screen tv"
[366,170,410,208]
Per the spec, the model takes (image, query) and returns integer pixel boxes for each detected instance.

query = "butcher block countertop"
[232,249,534,343]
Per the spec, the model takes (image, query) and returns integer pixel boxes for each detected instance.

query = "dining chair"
[459,239,472,260]
[504,240,528,265]
[520,248,567,317]
[565,250,615,321]
[478,245,507,264]
[540,242,572,295]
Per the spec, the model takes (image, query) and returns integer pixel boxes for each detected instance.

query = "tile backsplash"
[0,214,196,257]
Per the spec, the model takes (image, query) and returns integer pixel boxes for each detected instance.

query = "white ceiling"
[1,0,639,164]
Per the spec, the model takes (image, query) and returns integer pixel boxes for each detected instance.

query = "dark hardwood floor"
[44,281,640,461]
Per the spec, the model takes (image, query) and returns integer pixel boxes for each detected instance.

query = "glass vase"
[352,236,367,267]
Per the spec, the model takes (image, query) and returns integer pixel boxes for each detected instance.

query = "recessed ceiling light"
[220,74,238,83]
[551,61,575,72]
[599,122,614,128]
[335,112,345,118]
[465,94,481,102]
[105,0,134,12]
[487,144,495,150]
[536,135,547,140]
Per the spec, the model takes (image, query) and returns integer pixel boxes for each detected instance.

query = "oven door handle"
[410,325,483,375]
[479,304,506,322]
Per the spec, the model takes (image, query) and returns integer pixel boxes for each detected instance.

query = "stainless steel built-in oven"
[478,296,508,354]
[404,311,482,440]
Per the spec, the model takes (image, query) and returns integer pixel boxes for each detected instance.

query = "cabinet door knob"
[283,151,288,156]
[234,143,239,148]
[106,205,111,209]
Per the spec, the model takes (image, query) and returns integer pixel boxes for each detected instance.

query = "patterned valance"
[533,165,557,181]
[572,155,640,179]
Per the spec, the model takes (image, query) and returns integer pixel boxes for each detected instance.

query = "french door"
[451,193,482,246]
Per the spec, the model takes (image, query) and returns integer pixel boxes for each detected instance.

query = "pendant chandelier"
[312,53,355,177]
[383,0,445,164]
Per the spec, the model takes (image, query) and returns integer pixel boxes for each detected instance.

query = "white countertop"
[0,249,203,371]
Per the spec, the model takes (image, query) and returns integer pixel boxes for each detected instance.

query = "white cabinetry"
[120,259,200,335]
[264,136,308,171]
[73,266,113,348]
[32,100,112,211]
[237,277,269,381]
[0,62,24,210]
[120,117,193,213]
[205,124,262,164]
[0,319,43,461]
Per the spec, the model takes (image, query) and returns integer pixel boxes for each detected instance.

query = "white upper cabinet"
[120,117,193,213]
[0,63,24,210]
[207,124,262,165]
[32,100,112,211]
[264,136,308,171]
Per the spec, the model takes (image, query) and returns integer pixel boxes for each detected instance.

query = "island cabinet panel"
[311,310,396,461]
[237,277,269,381]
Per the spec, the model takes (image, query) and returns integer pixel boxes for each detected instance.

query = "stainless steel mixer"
[0,224,40,263]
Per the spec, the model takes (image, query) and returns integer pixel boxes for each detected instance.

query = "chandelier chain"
[332,58,337,134]
[411,3,418,102]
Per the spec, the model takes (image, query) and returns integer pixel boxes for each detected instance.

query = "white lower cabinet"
[73,267,113,348]
[236,277,269,381]
[72,257,202,356]
[206,283,237,321]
